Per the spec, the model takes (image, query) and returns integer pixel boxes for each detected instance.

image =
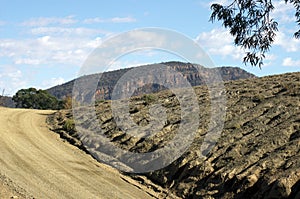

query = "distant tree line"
[12,88,72,110]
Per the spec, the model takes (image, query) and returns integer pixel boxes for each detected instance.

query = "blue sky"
[0,0,299,96]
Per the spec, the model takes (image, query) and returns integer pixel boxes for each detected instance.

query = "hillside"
[50,72,300,198]
[47,61,256,100]
[0,96,15,108]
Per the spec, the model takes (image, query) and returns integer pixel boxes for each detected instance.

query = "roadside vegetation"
[12,88,74,110]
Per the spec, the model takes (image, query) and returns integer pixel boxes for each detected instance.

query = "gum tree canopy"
[210,0,300,67]
[13,88,62,110]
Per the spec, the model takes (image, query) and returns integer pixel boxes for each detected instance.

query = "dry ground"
[0,107,155,199]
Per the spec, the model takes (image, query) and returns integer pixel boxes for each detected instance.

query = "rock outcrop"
[49,72,300,198]
[47,61,256,101]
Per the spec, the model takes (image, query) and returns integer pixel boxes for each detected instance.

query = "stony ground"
[0,174,26,199]
[51,72,300,198]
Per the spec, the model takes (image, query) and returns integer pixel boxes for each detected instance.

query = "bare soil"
[51,72,300,198]
[0,107,155,199]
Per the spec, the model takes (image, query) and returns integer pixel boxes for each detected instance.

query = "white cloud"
[110,17,136,23]
[81,29,184,75]
[83,17,104,24]
[272,1,295,23]
[0,36,104,66]
[30,27,110,36]
[108,60,151,71]
[209,0,231,5]
[204,0,299,53]
[0,65,27,95]
[22,16,77,27]
[42,77,65,89]
[1,16,138,73]
[262,54,277,67]
[15,58,41,65]
[196,28,245,60]
[282,57,300,67]
[86,37,102,48]
[274,31,300,52]
[37,35,51,44]
[106,49,183,71]
[206,0,295,25]
[83,16,136,24]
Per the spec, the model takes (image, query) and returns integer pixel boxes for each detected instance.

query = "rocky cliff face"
[47,61,256,101]
[49,71,300,199]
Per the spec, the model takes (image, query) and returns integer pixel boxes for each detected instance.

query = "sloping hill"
[0,96,15,108]
[47,61,256,100]
[51,72,300,198]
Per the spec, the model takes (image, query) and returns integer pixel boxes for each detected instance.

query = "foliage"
[143,94,157,105]
[63,119,75,133]
[210,0,300,67]
[62,95,73,109]
[12,87,63,110]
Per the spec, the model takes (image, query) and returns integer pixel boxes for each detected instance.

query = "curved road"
[0,107,154,199]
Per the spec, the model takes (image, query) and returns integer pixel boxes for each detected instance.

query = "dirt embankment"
[0,108,157,199]
[51,72,300,198]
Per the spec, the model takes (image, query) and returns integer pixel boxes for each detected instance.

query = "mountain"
[0,96,15,108]
[49,71,300,198]
[47,61,256,100]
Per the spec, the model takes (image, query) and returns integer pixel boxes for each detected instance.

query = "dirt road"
[0,107,154,199]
